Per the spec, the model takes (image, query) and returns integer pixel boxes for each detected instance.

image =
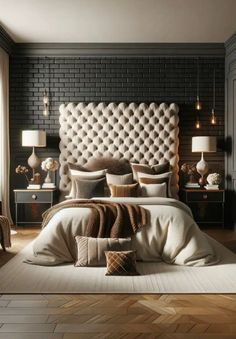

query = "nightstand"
[14,189,57,226]
[180,189,225,227]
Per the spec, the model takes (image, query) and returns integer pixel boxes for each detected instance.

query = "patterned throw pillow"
[75,236,132,267]
[106,173,133,185]
[109,183,139,197]
[105,250,140,276]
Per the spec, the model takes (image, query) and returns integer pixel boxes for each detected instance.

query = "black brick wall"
[9,56,225,216]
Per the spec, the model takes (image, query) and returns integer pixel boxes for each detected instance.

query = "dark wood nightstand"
[180,189,225,227]
[14,189,58,226]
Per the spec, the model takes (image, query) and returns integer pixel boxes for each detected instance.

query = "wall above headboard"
[9,55,225,215]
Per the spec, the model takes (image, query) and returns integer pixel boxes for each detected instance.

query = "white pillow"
[70,168,107,178]
[137,171,172,197]
[140,182,167,197]
[106,173,133,185]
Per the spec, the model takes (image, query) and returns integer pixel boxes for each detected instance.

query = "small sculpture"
[207,173,221,186]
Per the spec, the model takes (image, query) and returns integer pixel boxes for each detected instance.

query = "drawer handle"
[203,194,208,200]
[32,194,37,200]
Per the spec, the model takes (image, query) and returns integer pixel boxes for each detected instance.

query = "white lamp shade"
[22,130,46,147]
[192,136,216,153]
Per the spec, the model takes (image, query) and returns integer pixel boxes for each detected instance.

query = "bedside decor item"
[22,130,46,183]
[41,157,59,189]
[15,165,30,184]
[207,173,221,186]
[192,136,216,186]
[180,163,198,187]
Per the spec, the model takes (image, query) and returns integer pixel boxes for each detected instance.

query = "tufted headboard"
[59,102,179,197]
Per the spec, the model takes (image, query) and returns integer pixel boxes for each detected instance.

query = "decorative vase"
[44,171,51,184]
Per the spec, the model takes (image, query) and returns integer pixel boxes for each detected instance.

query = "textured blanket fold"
[42,200,148,238]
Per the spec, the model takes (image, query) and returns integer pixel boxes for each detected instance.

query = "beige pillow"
[109,183,139,197]
[140,182,167,197]
[75,236,132,267]
[106,173,133,185]
[138,171,172,197]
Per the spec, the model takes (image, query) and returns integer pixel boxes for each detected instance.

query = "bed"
[24,102,219,268]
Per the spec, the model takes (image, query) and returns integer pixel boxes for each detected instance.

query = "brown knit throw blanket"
[42,200,148,238]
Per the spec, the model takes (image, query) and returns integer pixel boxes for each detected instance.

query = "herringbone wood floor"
[0,227,235,338]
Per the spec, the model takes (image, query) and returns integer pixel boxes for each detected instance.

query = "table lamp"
[22,130,46,180]
[192,136,216,186]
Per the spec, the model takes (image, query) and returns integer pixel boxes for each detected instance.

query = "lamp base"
[27,147,41,181]
[198,176,206,187]
[196,153,209,187]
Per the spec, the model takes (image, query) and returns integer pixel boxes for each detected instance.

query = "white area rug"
[0,237,236,293]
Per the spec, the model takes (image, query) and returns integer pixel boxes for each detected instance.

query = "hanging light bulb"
[195,116,200,129]
[43,89,49,117]
[210,68,216,125]
[211,108,216,125]
[195,59,202,111]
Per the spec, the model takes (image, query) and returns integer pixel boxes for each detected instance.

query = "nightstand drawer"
[15,191,52,203]
[186,191,224,202]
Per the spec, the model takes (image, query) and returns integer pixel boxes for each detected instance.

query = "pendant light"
[43,57,50,117]
[195,58,202,111]
[195,58,202,128]
[210,68,216,125]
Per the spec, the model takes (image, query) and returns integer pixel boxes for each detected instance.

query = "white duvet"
[25,197,219,266]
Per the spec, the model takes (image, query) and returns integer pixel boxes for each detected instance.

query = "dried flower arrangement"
[180,163,198,184]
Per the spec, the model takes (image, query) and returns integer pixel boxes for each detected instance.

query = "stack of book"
[27,184,41,189]
[42,183,56,189]
[204,184,219,190]
[185,182,200,188]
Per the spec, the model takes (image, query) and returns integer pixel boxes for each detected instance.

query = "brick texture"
[9,56,225,216]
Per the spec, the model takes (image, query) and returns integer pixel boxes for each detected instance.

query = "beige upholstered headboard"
[59,102,179,197]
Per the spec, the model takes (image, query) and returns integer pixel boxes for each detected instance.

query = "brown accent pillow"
[106,173,133,186]
[109,183,139,197]
[131,163,155,181]
[87,157,132,174]
[152,162,170,174]
[105,250,140,276]
[75,236,132,267]
[138,177,169,197]
[74,177,105,198]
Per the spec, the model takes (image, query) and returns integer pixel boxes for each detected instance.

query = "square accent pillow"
[75,236,132,267]
[152,162,170,174]
[131,163,155,181]
[140,182,167,197]
[74,177,105,199]
[106,173,133,186]
[68,168,107,198]
[109,183,139,197]
[137,171,172,197]
[105,250,140,276]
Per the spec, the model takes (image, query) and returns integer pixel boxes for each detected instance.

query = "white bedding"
[24,197,219,266]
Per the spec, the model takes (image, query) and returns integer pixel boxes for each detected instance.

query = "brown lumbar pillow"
[109,183,139,197]
[75,236,132,267]
[105,250,140,276]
